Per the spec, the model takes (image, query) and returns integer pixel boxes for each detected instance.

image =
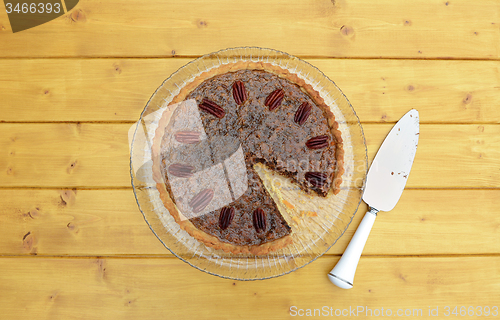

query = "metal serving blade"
[363,109,420,211]
[328,109,420,289]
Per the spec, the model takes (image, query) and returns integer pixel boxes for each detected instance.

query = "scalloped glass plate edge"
[130,47,367,280]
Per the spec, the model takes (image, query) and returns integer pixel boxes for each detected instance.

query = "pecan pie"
[152,61,344,255]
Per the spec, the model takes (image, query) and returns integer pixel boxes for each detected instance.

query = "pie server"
[328,109,419,289]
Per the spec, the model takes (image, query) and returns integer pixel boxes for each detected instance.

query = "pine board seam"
[0,186,134,190]
[0,121,138,124]
[0,186,498,190]
[1,253,500,259]
[0,121,499,125]
[0,56,498,62]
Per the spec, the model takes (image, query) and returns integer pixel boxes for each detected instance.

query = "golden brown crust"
[152,61,343,255]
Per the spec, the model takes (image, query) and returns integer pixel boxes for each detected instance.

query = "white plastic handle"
[328,208,378,289]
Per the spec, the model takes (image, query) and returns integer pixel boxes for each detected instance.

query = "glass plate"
[130,47,367,280]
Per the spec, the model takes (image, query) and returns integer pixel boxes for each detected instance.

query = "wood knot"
[125,299,137,306]
[340,25,354,36]
[48,291,60,302]
[27,208,40,219]
[197,20,208,28]
[67,160,79,174]
[404,20,412,26]
[113,63,122,74]
[70,9,87,23]
[59,189,76,207]
[463,93,473,105]
[67,222,80,233]
[23,231,38,253]
[407,84,415,91]
[95,259,107,279]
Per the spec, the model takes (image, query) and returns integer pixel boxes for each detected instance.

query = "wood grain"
[0,189,498,256]
[0,0,498,317]
[0,58,499,123]
[0,256,498,319]
[0,123,498,188]
[0,123,130,188]
[363,124,500,188]
[0,0,498,59]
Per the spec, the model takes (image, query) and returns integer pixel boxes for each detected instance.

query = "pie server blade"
[328,109,419,289]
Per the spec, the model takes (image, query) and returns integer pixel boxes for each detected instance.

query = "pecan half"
[199,98,225,118]
[294,102,312,125]
[168,163,194,178]
[174,131,201,144]
[305,172,328,188]
[189,189,214,213]
[218,206,235,230]
[253,208,267,232]
[305,135,329,150]
[232,81,247,105]
[264,89,285,111]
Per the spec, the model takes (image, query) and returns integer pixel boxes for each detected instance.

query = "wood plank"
[0,189,167,256]
[0,0,499,59]
[0,123,498,188]
[0,256,498,319]
[1,58,499,123]
[363,124,500,188]
[0,189,498,256]
[0,123,130,187]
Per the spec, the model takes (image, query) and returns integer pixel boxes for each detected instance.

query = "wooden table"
[1,1,499,319]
